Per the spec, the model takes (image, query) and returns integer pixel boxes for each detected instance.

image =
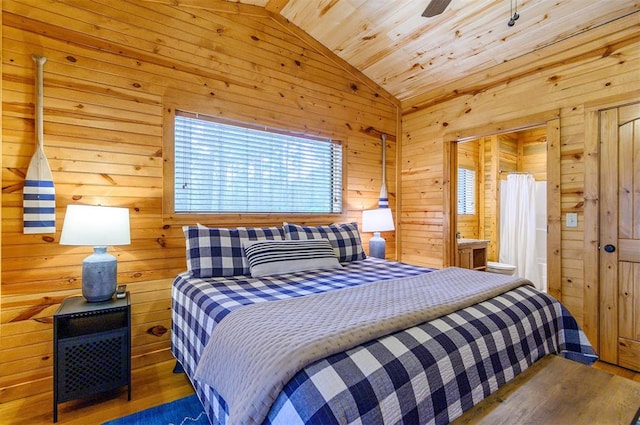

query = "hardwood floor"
[594,359,640,382]
[1,358,637,424]
[452,356,640,424]
[0,359,195,425]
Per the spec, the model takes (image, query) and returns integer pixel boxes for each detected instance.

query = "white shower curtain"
[500,174,540,289]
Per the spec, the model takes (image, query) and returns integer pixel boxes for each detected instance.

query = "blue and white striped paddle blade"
[24,54,55,234]
[378,182,389,208]
[23,147,55,234]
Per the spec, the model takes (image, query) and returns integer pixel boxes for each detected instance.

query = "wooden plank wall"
[400,12,640,341]
[519,127,548,181]
[0,0,399,403]
[456,140,479,240]
[481,134,518,260]
[0,3,3,338]
[499,133,518,176]
[484,130,547,261]
[455,129,546,261]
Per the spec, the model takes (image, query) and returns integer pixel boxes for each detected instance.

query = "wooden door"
[599,102,640,371]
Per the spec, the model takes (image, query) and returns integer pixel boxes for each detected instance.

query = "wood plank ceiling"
[229,0,639,102]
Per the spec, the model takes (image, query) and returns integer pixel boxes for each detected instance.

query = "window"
[457,168,475,215]
[172,111,342,214]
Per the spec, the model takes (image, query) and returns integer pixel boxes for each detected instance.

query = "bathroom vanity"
[456,238,488,271]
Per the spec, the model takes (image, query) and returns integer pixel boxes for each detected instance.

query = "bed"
[171,223,597,425]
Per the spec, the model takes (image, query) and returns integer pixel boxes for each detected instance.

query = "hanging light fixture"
[508,0,520,27]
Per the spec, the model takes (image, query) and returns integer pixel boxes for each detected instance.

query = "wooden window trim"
[162,105,347,226]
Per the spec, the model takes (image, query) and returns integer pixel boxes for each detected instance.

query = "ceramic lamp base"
[82,246,117,302]
[369,232,386,259]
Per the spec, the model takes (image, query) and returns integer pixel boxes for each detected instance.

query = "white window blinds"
[174,112,342,214]
[457,168,476,215]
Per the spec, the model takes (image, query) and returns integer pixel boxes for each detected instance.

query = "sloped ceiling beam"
[140,0,269,16]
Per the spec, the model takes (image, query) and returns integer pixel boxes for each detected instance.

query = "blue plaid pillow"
[183,226,285,277]
[283,222,366,263]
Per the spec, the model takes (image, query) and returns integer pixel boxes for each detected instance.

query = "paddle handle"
[379,133,388,207]
[381,133,387,185]
[32,55,47,150]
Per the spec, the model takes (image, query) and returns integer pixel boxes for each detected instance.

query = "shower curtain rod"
[499,170,531,175]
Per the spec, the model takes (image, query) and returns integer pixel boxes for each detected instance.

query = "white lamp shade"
[60,205,131,246]
[362,208,395,233]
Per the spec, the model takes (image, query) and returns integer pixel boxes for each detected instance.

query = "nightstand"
[53,293,131,423]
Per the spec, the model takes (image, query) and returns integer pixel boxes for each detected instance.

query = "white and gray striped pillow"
[244,239,342,278]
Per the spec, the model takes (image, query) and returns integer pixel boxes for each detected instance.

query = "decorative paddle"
[23,55,56,234]
[378,133,389,208]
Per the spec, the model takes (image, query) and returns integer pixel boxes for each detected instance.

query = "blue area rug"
[103,394,208,425]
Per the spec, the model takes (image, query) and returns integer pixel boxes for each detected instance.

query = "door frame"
[584,91,640,358]
[443,110,561,297]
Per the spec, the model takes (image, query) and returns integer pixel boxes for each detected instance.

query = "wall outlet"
[566,213,578,228]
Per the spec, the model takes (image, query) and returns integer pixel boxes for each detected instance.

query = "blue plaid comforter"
[171,258,597,425]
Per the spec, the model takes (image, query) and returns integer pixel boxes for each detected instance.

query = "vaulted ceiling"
[231,0,639,102]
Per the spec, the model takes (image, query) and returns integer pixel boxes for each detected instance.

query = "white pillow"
[243,239,342,277]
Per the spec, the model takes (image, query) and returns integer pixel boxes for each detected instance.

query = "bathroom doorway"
[456,129,547,290]
[444,112,561,296]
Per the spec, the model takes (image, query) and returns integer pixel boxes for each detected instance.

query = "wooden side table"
[53,293,131,422]
[456,238,488,271]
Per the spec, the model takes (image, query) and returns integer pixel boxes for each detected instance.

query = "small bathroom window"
[457,168,476,215]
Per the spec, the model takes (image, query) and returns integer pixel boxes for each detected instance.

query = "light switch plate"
[566,213,578,228]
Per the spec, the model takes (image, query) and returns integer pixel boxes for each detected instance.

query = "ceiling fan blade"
[422,0,452,17]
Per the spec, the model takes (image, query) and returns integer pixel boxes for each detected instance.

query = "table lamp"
[362,208,395,259]
[60,205,130,302]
